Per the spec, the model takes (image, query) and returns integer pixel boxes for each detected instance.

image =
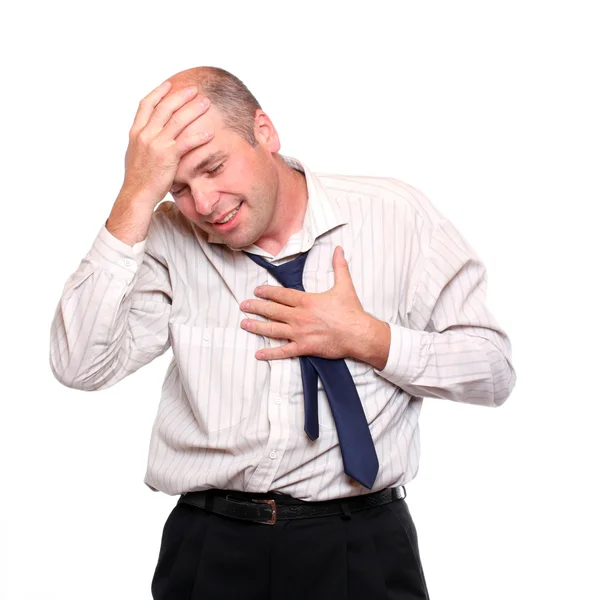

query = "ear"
[253,110,281,153]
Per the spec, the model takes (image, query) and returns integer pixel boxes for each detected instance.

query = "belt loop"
[393,485,406,500]
[205,493,213,512]
[341,502,352,520]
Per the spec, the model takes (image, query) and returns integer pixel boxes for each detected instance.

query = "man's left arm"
[364,217,516,408]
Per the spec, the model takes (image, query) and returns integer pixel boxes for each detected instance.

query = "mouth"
[211,202,242,230]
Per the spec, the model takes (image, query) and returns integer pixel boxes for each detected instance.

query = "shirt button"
[275,397,282,405]
[123,259,132,267]
[269,451,277,459]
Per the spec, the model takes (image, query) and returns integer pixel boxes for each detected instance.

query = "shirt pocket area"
[170,323,267,434]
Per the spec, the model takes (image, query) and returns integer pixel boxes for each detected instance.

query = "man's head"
[164,66,290,250]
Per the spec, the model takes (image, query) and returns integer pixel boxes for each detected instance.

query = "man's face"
[169,105,280,250]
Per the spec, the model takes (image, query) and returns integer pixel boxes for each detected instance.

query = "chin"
[223,239,245,250]
[229,236,258,250]
[216,230,256,250]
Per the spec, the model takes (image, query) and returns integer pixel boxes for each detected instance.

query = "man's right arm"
[49,78,215,390]
[49,208,173,391]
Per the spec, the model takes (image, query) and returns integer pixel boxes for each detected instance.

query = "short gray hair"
[193,67,262,146]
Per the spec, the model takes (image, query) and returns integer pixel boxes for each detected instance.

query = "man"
[50,66,516,599]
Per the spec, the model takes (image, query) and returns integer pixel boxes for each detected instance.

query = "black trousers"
[151,494,430,599]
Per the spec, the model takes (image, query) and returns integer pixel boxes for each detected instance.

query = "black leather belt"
[177,486,406,525]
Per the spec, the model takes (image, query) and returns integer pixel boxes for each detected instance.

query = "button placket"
[249,360,288,488]
[266,271,280,348]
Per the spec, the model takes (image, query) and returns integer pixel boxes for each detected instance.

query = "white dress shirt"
[49,155,516,501]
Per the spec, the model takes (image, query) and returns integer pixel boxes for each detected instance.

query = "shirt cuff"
[86,225,148,283]
[374,323,431,387]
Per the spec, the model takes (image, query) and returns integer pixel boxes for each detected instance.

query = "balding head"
[166,67,262,147]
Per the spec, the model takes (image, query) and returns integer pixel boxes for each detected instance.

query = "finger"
[159,95,212,141]
[142,85,201,137]
[171,110,215,156]
[176,128,215,157]
[176,110,214,142]
[241,318,293,340]
[240,299,294,322]
[256,342,300,361]
[130,80,172,132]
[254,285,303,307]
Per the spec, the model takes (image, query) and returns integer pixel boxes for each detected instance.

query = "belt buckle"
[252,498,277,525]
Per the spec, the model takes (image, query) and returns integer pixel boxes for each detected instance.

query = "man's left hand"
[240,247,373,361]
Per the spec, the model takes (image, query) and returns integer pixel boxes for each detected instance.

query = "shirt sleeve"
[49,215,172,391]
[375,217,517,407]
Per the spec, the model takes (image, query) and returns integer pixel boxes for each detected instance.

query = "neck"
[254,155,308,256]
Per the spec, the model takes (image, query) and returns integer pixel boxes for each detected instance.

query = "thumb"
[332,246,352,289]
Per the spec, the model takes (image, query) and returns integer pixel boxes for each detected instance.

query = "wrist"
[106,193,155,247]
[348,313,391,370]
[116,183,162,209]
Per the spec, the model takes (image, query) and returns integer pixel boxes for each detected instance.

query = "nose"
[192,186,220,216]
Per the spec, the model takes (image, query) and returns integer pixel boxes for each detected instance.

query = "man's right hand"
[121,80,213,207]
[106,80,213,246]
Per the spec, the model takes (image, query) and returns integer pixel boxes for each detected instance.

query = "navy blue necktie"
[245,251,379,490]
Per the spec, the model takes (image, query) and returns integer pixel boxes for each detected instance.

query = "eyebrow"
[172,151,228,186]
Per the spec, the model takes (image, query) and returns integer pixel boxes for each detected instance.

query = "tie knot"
[245,251,309,291]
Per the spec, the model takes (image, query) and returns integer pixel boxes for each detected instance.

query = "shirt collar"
[207,154,347,259]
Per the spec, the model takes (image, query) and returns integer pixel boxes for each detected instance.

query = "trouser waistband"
[177,486,406,525]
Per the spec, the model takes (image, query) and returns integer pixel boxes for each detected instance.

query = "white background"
[1,0,598,598]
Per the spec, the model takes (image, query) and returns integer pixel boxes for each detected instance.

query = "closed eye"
[170,162,225,196]
[207,163,224,176]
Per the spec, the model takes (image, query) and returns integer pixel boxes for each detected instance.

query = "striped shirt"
[49,155,516,501]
